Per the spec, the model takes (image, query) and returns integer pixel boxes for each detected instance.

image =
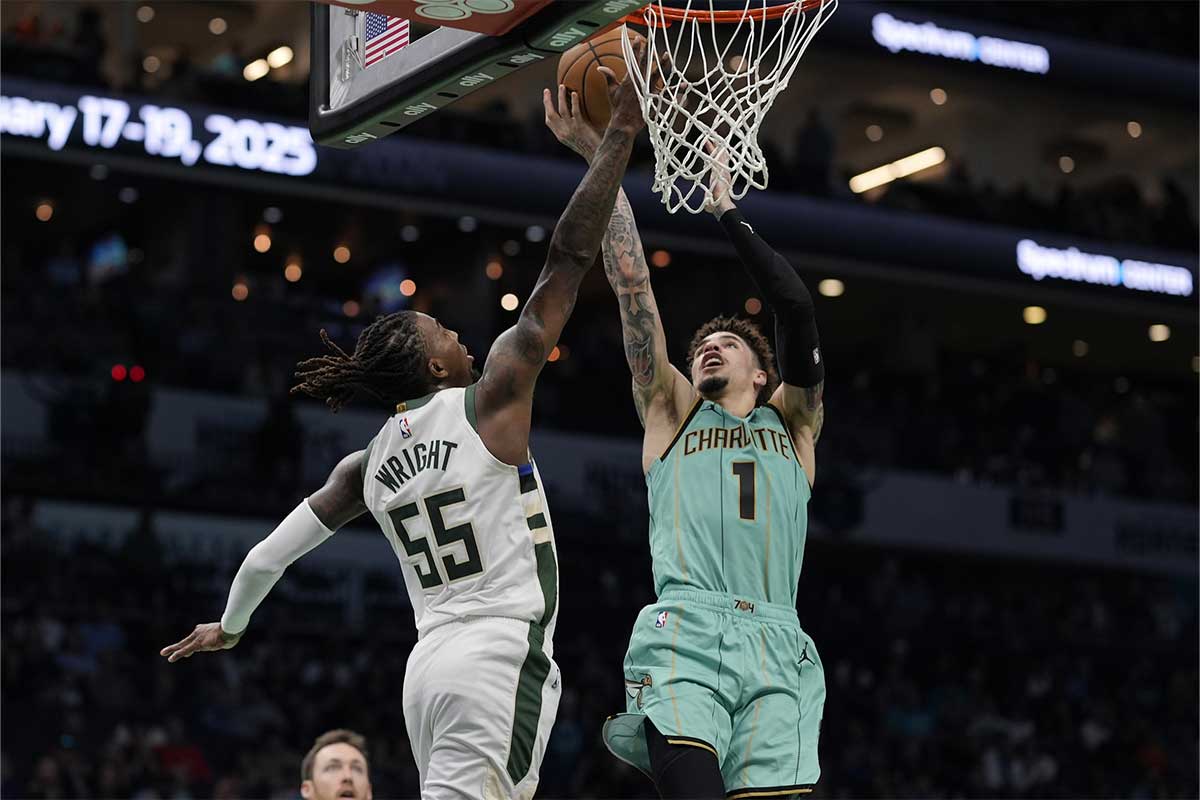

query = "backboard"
[310,0,649,149]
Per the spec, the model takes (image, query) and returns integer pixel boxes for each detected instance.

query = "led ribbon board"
[871,12,1050,75]
[1017,239,1194,298]
[0,91,317,177]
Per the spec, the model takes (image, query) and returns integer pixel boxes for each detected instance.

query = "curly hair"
[290,311,430,413]
[687,315,779,406]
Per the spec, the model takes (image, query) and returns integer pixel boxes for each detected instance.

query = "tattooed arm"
[602,190,691,420]
[771,380,823,485]
[545,86,693,471]
[475,58,647,466]
[602,189,696,468]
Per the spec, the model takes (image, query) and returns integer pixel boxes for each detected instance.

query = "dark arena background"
[1,1,1197,798]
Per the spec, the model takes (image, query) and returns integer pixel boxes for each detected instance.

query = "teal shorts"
[602,588,825,798]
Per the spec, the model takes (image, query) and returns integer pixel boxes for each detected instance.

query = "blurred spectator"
[793,109,835,197]
[0,506,1194,798]
[72,5,106,86]
[208,40,245,80]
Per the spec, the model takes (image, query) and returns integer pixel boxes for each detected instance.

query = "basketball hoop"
[620,0,837,214]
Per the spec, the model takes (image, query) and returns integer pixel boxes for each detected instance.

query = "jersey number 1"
[388,488,484,589]
[732,461,756,520]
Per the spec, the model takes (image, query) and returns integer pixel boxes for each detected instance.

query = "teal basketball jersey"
[646,398,811,606]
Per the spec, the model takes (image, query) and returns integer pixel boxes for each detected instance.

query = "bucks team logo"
[399,417,413,439]
[654,611,669,628]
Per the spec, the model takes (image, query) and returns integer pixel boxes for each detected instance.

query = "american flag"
[363,12,410,68]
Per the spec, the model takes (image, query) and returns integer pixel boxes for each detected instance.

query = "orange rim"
[623,0,824,26]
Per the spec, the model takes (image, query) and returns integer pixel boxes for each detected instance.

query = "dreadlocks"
[290,311,430,413]
[687,315,779,406]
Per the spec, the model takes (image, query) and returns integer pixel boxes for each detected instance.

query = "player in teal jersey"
[547,99,825,799]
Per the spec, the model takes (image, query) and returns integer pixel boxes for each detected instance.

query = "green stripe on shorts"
[506,622,550,785]
[535,541,556,626]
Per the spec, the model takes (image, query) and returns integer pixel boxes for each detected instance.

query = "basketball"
[10,3,1199,800]
[557,26,646,129]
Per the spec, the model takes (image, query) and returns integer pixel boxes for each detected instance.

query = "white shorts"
[403,616,560,800]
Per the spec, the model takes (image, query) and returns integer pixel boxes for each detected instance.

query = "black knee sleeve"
[644,718,726,800]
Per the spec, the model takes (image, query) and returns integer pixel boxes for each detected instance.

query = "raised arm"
[474,53,649,465]
[159,450,366,661]
[544,87,693,471]
[706,148,824,485]
[602,189,691,421]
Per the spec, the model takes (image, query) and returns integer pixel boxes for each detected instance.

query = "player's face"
[300,743,371,800]
[690,332,766,399]
[415,313,477,387]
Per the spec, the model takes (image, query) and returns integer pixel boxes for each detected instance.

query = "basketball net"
[621,0,837,214]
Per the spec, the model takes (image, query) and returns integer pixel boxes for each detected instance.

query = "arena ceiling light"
[818,279,845,297]
[849,147,946,194]
[267,46,294,69]
[1023,306,1047,325]
[243,59,270,82]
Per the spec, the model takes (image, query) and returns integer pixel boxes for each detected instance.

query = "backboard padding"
[310,0,651,149]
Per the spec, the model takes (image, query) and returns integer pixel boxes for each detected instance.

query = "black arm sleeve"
[719,208,824,387]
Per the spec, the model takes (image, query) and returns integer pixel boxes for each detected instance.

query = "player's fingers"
[568,91,581,120]
[162,640,190,662]
[655,47,671,79]
[160,629,196,657]
[648,43,666,83]
[557,83,569,117]
[632,37,649,67]
[597,65,616,86]
[168,639,199,662]
[545,87,564,125]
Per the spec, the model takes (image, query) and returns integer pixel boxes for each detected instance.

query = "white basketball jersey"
[361,385,558,643]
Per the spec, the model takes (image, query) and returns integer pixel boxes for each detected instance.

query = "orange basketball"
[556,26,646,129]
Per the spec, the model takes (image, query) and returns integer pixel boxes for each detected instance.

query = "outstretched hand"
[543,84,603,163]
[703,140,737,217]
[160,622,241,663]
[598,36,657,135]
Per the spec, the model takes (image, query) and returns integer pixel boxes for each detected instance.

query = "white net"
[621,0,837,214]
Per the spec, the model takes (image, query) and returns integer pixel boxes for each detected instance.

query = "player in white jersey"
[160,53,654,800]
